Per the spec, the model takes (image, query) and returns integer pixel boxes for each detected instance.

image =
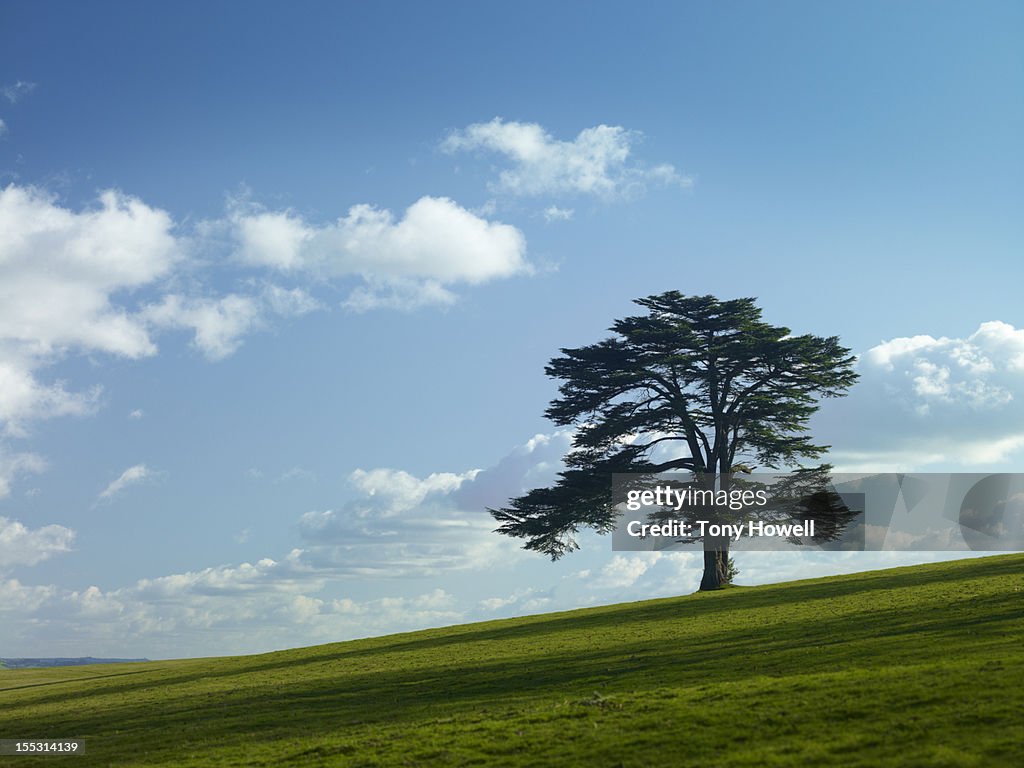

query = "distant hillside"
[0,554,1021,766]
[0,657,148,669]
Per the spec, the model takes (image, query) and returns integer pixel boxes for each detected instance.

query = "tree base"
[699,548,732,591]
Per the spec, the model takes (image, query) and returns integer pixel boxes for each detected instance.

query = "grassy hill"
[1,554,1021,766]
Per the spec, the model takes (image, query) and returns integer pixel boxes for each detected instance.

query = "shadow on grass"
[0,667,155,693]
[7,555,1021,707]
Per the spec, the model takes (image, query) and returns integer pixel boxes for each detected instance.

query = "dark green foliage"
[492,292,859,585]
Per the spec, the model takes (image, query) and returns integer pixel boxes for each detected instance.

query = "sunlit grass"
[1,554,1021,766]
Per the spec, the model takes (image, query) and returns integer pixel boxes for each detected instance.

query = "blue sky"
[1,1,1021,658]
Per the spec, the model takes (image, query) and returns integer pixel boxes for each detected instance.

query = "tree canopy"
[491,292,859,588]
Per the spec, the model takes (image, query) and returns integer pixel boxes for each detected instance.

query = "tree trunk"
[699,469,732,591]
[699,536,730,590]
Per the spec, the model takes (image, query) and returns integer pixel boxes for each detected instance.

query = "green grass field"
[2,554,1022,766]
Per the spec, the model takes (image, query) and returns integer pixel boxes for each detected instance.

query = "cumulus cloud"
[132,551,314,598]
[0,578,56,613]
[298,432,574,578]
[0,186,178,356]
[0,183,530,439]
[450,430,574,511]
[818,321,1024,471]
[142,284,324,360]
[441,118,691,199]
[297,487,505,578]
[593,553,663,589]
[349,467,477,514]
[0,516,75,569]
[142,294,262,361]
[0,185,180,435]
[0,552,321,652]
[0,551,464,657]
[0,355,101,437]
[863,322,1022,412]
[0,534,685,655]
[98,464,152,501]
[478,586,544,612]
[226,195,530,310]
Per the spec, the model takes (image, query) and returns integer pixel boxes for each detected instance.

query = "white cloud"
[0,447,46,498]
[297,432,575,578]
[233,209,311,271]
[0,550,465,656]
[98,464,152,501]
[450,430,574,511]
[131,551,313,598]
[441,118,691,199]
[479,587,541,611]
[2,81,36,104]
[0,516,75,569]
[0,354,101,437]
[296,504,509,578]
[348,467,476,514]
[0,187,178,352]
[141,284,321,360]
[0,186,179,435]
[0,578,56,612]
[227,195,530,310]
[0,183,529,439]
[129,409,144,419]
[543,205,574,222]
[593,553,663,589]
[0,119,6,138]
[819,321,1024,471]
[865,328,1014,412]
[142,294,262,361]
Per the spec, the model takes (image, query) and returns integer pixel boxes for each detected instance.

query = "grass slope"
[1,555,1022,767]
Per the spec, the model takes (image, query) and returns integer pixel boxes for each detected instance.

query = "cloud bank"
[819,321,1024,470]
